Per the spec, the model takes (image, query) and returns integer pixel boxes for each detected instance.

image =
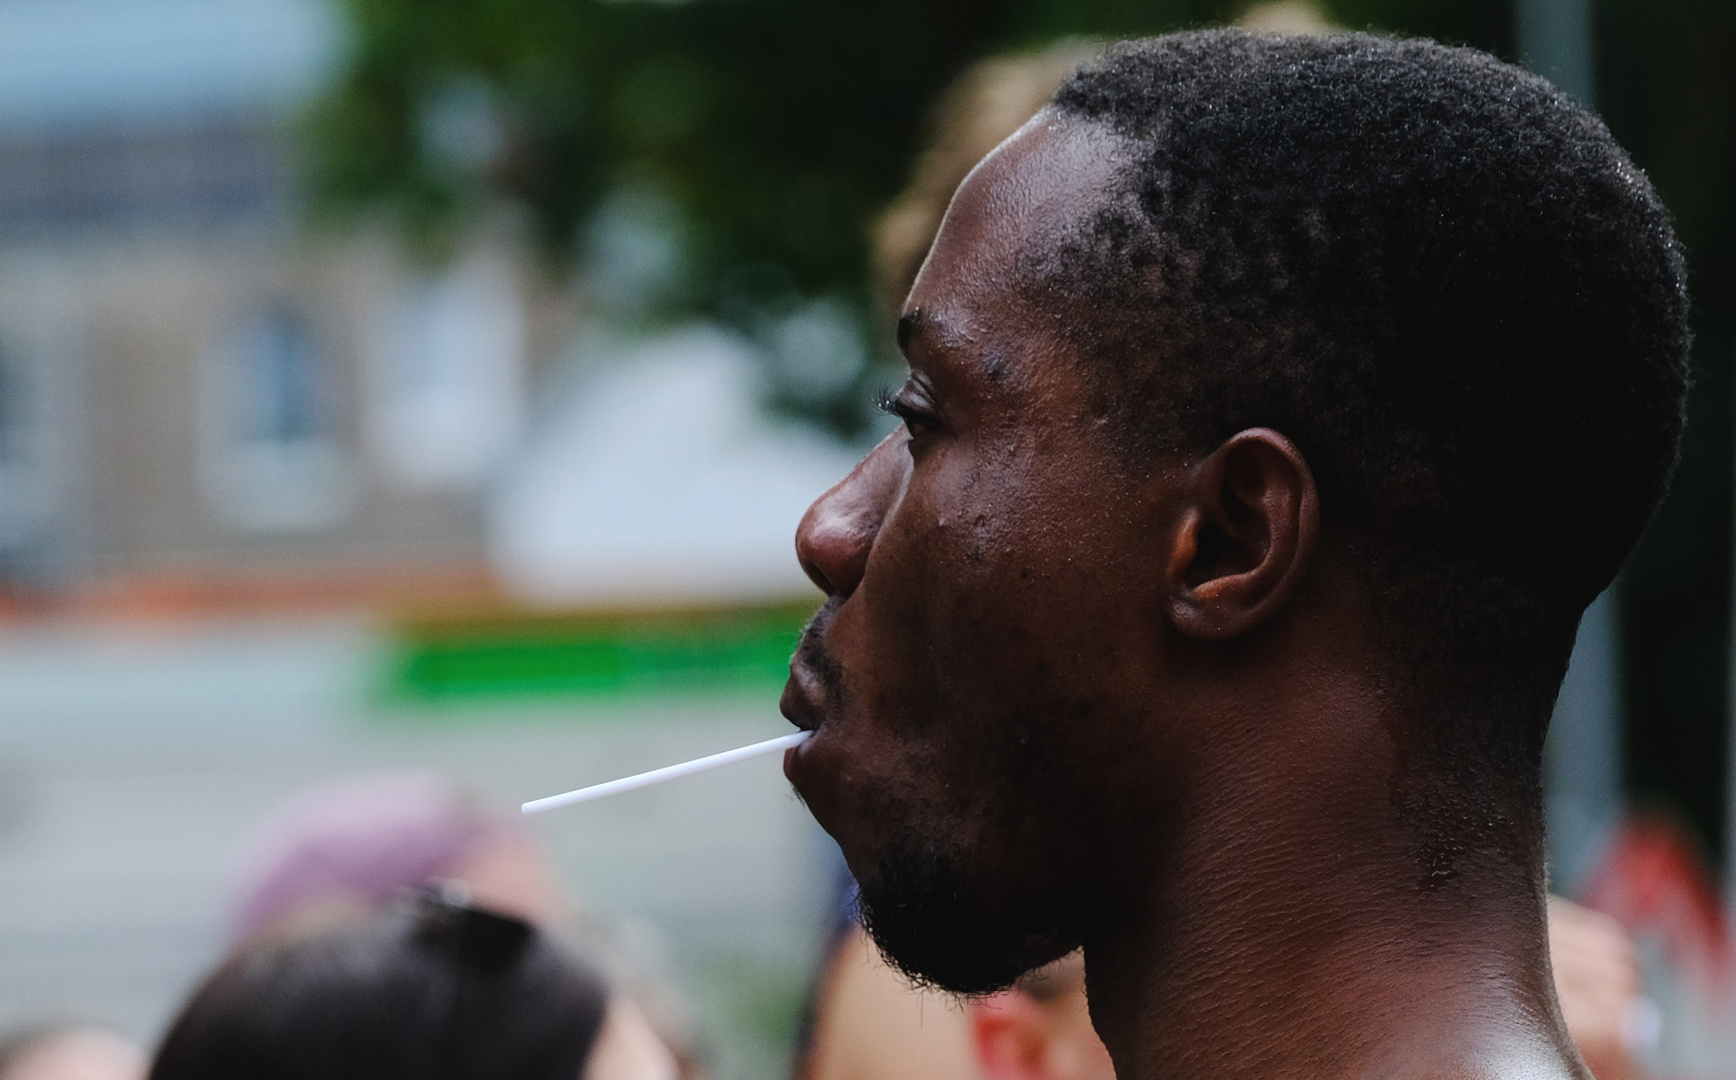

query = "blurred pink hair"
[230,771,507,942]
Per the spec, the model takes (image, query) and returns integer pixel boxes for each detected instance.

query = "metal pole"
[1724,219,1736,928]
[1515,0,1595,105]
[1520,0,1617,895]
[1544,591,1623,892]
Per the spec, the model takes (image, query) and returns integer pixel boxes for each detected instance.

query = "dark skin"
[782,111,1589,1080]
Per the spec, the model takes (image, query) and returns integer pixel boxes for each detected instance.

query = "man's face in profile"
[781,26,1692,1079]
[783,116,1178,993]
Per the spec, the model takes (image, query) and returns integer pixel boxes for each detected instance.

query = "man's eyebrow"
[898,308,967,359]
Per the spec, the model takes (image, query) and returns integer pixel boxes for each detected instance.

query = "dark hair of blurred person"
[0,1026,144,1080]
[150,890,676,1080]
[229,774,702,1076]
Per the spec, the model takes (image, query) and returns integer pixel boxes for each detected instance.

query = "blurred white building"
[0,0,542,603]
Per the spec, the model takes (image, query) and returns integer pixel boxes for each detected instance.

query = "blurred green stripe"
[386,602,813,700]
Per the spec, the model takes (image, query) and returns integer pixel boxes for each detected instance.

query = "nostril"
[797,540,835,596]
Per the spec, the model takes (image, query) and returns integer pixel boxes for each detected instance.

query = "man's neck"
[1080,681,1584,1080]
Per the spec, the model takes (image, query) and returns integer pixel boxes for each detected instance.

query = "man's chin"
[855,840,1079,996]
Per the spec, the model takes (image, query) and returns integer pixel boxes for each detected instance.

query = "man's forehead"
[905,112,1127,333]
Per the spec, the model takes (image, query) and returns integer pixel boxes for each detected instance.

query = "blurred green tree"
[308,0,1236,431]
[311,0,1735,863]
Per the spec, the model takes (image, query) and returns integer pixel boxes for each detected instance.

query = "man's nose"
[795,431,909,598]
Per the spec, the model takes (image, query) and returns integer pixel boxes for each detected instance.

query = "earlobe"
[1166,428,1319,642]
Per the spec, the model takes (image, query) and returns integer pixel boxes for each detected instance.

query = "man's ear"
[1165,428,1319,641]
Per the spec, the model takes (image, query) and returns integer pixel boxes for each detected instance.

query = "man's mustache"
[794,599,846,702]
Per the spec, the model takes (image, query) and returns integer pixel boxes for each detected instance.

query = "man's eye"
[875,387,940,438]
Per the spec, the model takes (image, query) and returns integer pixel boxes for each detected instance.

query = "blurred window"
[0,331,58,559]
[369,256,524,490]
[234,307,327,446]
[203,304,352,532]
[0,336,32,463]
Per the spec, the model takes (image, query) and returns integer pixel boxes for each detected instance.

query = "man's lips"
[783,605,842,783]
[780,662,863,858]
[780,666,826,733]
[785,599,844,734]
[781,654,841,790]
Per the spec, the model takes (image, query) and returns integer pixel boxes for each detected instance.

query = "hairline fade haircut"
[1031,30,1689,814]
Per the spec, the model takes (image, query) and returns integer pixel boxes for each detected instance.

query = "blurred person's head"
[800,922,979,1080]
[151,892,676,1080]
[872,5,1330,316]
[1547,897,1649,1080]
[872,40,1101,315]
[232,771,563,941]
[785,21,1688,1040]
[231,774,703,1077]
[1235,0,1331,34]
[0,1028,144,1080]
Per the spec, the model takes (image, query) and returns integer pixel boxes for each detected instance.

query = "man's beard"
[855,827,1080,996]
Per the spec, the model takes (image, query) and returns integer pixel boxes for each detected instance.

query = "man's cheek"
[829,735,959,883]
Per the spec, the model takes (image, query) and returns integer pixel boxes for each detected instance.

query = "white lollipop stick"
[521,731,812,814]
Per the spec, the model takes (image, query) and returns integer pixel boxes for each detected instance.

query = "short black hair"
[149,895,610,1080]
[1041,31,1689,787]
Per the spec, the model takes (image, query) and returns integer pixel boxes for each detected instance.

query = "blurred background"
[0,0,1730,1077]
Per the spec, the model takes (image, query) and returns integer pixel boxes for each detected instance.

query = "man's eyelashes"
[875,385,941,438]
